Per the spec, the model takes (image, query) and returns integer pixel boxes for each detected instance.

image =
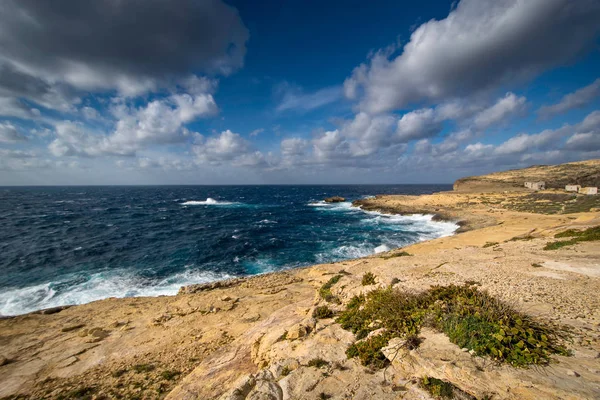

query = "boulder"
[323,196,345,203]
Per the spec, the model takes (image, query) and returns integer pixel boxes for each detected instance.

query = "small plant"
[381,251,412,259]
[420,377,476,400]
[531,263,543,268]
[319,275,342,303]
[362,272,376,286]
[160,370,180,381]
[338,269,352,275]
[132,364,155,373]
[508,234,535,242]
[318,393,332,400]
[313,306,334,319]
[277,331,288,342]
[56,386,97,400]
[391,277,400,285]
[482,241,499,248]
[307,358,329,368]
[111,368,127,378]
[280,366,291,376]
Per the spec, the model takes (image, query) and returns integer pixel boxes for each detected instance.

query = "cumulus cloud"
[472,93,526,130]
[396,109,442,142]
[538,79,600,118]
[0,122,27,143]
[0,0,248,108]
[193,130,267,167]
[345,0,600,113]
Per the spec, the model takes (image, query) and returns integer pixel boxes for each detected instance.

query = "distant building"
[525,181,545,190]
[579,187,598,195]
[565,185,581,192]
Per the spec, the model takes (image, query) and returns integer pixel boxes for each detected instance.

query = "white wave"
[258,219,277,224]
[308,201,354,210]
[181,198,238,206]
[0,269,235,317]
[374,244,390,254]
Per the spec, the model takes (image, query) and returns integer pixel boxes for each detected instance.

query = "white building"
[579,187,598,195]
[525,181,545,190]
[565,185,581,192]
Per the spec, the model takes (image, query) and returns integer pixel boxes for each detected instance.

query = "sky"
[1,0,600,185]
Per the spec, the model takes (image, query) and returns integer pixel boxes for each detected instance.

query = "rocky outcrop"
[324,196,345,203]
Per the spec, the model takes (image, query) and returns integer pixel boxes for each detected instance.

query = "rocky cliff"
[453,159,600,192]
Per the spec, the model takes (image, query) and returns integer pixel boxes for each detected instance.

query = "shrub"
[307,358,329,368]
[319,275,342,303]
[381,251,412,259]
[421,377,476,400]
[132,364,155,373]
[362,272,376,286]
[337,284,568,368]
[313,306,334,319]
[160,370,180,381]
[544,226,600,250]
[482,241,499,248]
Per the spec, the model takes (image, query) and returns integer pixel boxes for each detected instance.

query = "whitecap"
[374,244,390,254]
[0,269,236,316]
[181,198,239,206]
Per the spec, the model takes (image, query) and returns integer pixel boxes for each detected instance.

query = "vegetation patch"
[313,305,334,319]
[160,370,180,381]
[544,226,600,250]
[381,251,412,259]
[307,358,329,368]
[531,263,543,268]
[319,275,342,303]
[482,242,499,248]
[337,284,568,369]
[361,272,376,286]
[507,234,535,242]
[56,386,97,400]
[420,376,476,400]
[132,364,155,373]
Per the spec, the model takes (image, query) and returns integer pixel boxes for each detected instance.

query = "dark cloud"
[0,0,249,96]
[345,0,600,113]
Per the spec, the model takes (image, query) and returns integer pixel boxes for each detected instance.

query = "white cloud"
[0,122,27,143]
[193,130,267,167]
[345,0,600,113]
[538,78,600,118]
[276,84,343,112]
[249,128,264,137]
[396,109,442,142]
[473,93,526,130]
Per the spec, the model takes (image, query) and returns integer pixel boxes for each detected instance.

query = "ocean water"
[0,185,456,316]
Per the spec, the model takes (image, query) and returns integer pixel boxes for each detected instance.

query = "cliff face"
[453,159,600,192]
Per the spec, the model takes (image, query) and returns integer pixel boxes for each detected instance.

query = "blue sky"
[0,0,600,185]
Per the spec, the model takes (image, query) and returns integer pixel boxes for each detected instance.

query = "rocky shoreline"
[1,165,600,399]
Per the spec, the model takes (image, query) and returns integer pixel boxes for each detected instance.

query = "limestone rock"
[324,196,345,203]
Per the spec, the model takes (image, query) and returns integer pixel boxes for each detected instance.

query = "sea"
[0,185,457,316]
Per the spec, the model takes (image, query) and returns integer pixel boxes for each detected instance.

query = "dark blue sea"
[0,185,456,316]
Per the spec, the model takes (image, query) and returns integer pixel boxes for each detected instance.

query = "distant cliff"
[453,159,600,192]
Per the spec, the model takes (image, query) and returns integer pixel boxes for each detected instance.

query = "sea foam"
[181,198,238,206]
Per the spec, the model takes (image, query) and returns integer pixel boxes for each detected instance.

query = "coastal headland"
[1,160,600,399]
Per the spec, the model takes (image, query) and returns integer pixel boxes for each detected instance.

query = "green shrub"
[482,241,499,248]
[337,284,568,369]
[132,364,155,373]
[381,251,412,259]
[160,370,180,380]
[313,306,334,319]
[420,377,476,399]
[319,275,342,303]
[307,358,329,368]
[361,272,376,286]
[545,226,600,250]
